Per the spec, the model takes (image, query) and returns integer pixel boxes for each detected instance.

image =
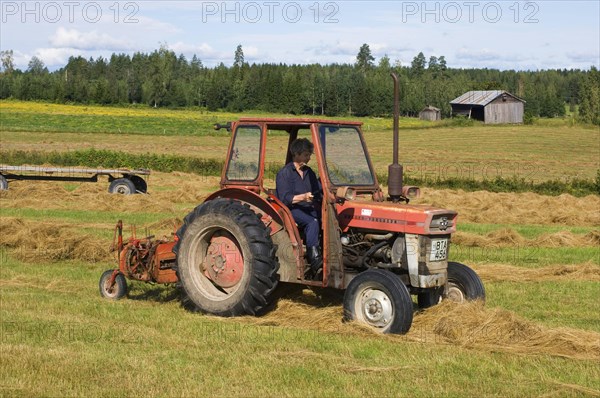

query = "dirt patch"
[453,228,600,248]
[0,217,112,263]
[417,189,600,226]
[472,263,600,282]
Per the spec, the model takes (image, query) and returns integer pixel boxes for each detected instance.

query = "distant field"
[1,100,598,182]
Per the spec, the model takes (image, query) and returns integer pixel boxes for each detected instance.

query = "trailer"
[0,165,150,194]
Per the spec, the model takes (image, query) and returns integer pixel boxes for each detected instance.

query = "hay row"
[409,301,600,361]
[417,188,600,226]
[0,176,218,213]
[472,263,600,282]
[0,217,112,263]
[453,228,600,248]
[241,294,600,361]
[0,217,184,264]
[1,176,598,226]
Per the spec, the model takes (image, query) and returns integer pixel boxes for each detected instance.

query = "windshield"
[319,125,375,186]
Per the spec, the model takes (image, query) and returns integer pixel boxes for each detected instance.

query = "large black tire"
[99,270,128,300]
[445,262,486,303]
[0,175,7,191]
[174,198,279,316]
[108,178,136,195]
[343,269,413,334]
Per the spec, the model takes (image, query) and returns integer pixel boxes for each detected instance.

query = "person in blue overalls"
[276,138,322,280]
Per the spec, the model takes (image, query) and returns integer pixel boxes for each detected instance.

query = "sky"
[1,0,599,71]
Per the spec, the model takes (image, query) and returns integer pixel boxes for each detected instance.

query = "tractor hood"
[336,200,457,235]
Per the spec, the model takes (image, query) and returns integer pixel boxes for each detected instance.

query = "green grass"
[486,281,600,332]
[1,256,599,397]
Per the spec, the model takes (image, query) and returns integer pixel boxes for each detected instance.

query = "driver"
[275,138,322,280]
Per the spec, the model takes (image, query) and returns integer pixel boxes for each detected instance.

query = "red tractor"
[171,74,484,334]
[100,74,484,334]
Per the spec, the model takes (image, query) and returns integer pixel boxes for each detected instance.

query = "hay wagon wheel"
[174,198,279,316]
[108,178,136,195]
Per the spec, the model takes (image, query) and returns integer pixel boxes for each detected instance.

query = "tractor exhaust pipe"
[388,73,403,202]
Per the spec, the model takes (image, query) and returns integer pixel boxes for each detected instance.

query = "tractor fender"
[204,188,304,282]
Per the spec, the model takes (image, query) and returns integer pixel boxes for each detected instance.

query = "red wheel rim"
[204,232,244,288]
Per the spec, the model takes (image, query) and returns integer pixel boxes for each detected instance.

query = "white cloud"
[168,42,227,62]
[34,47,83,66]
[49,27,134,51]
[456,47,502,62]
[566,51,600,65]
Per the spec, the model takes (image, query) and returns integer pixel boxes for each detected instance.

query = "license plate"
[430,239,448,261]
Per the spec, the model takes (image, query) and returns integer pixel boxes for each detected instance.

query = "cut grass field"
[1,175,599,397]
[1,100,598,182]
[1,100,599,396]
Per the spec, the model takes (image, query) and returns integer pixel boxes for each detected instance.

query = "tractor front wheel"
[343,269,413,334]
[174,199,279,316]
[445,261,486,303]
[417,262,485,308]
[99,270,128,300]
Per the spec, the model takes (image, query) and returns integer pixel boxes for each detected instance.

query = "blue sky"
[1,1,599,71]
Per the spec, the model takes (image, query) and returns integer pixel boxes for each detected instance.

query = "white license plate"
[430,239,448,261]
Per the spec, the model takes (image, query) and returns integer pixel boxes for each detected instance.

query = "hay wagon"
[0,165,150,194]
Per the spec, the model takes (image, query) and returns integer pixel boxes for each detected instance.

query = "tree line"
[0,45,598,124]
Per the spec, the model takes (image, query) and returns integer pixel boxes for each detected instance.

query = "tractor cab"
[215,118,383,287]
[218,118,378,196]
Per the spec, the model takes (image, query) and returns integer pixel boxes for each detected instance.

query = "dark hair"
[289,138,314,156]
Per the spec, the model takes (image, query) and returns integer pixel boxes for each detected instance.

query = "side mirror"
[335,186,356,201]
[214,122,232,131]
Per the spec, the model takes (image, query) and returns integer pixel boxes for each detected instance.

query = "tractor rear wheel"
[343,269,413,334]
[99,270,128,300]
[445,261,486,303]
[174,198,279,316]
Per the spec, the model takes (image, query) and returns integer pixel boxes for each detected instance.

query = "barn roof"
[420,105,440,112]
[450,90,525,106]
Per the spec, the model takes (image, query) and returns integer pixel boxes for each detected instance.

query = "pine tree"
[356,44,375,73]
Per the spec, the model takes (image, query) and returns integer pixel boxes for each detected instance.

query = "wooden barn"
[450,91,525,124]
[419,105,441,121]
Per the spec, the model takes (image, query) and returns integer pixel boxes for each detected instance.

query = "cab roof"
[237,117,363,130]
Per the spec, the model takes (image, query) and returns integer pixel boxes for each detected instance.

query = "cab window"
[225,125,261,181]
